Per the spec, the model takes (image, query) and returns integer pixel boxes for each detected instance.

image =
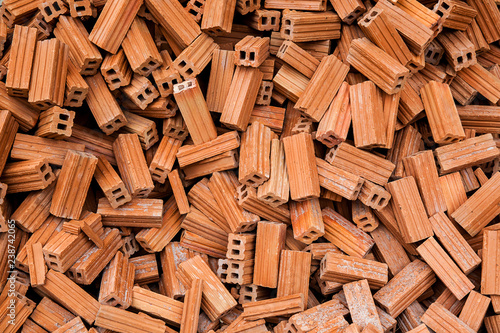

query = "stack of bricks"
[2,0,500,332]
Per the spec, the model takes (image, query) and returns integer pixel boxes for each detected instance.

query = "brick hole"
[43,172,51,181]
[153,167,165,174]
[279,43,288,54]
[239,191,249,202]
[39,21,50,30]
[394,76,405,90]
